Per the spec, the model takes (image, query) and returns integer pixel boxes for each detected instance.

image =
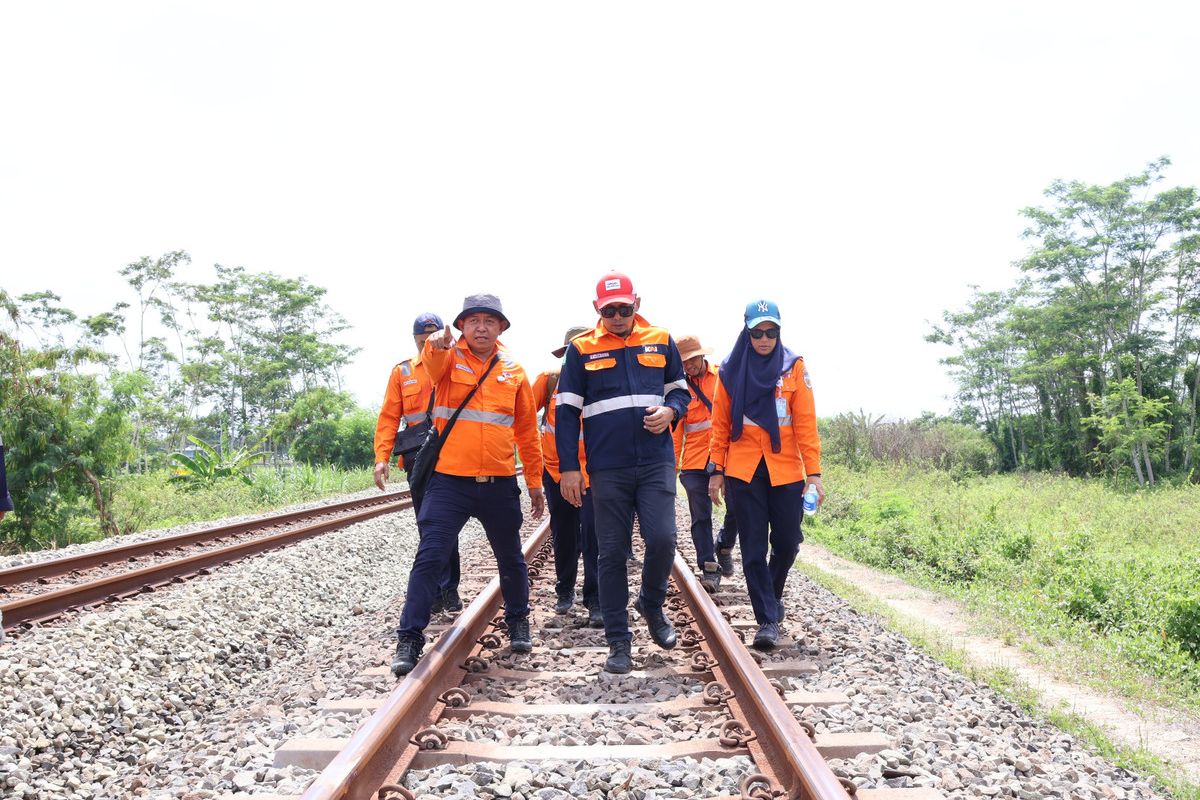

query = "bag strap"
[438,354,500,443]
[686,375,714,413]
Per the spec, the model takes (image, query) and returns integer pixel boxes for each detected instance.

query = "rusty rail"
[1,496,414,631]
[300,516,553,800]
[0,490,411,589]
[671,552,851,800]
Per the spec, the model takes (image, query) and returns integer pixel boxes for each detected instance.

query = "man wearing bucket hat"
[555,272,692,674]
[671,334,737,593]
[533,326,602,626]
[391,294,546,677]
[373,311,462,613]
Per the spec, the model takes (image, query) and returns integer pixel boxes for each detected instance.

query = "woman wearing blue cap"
[706,299,824,650]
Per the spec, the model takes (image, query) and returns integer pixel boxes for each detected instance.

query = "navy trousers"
[543,471,600,606]
[714,494,740,552]
[678,469,717,569]
[396,473,528,643]
[725,459,804,625]
[406,467,460,593]
[590,463,677,642]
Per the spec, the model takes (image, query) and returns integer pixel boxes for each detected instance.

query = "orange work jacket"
[709,357,821,486]
[373,352,435,468]
[672,361,720,472]
[532,370,589,486]
[422,338,543,489]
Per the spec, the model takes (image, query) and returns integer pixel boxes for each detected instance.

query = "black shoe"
[587,602,604,628]
[429,591,445,616]
[753,622,780,651]
[717,548,735,577]
[441,587,463,613]
[555,593,574,614]
[508,617,532,653]
[633,596,676,650]
[699,564,721,594]
[391,637,423,677]
[605,640,633,674]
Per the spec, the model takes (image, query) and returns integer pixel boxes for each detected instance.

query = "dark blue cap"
[412,312,444,335]
[744,299,781,328]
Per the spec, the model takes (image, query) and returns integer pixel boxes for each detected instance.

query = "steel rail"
[1,497,414,631]
[300,516,553,800]
[0,490,411,589]
[671,552,852,800]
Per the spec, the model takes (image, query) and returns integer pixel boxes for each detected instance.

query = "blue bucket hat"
[454,293,511,331]
[744,299,781,329]
[412,312,444,335]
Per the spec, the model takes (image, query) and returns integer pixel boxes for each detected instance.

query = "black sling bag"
[686,376,714,413]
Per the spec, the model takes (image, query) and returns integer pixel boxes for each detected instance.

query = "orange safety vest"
[373,352,435,468]
[532,370,589,486]
[422,338,543,489]
[672,362,720,472]
[709,358,821,486]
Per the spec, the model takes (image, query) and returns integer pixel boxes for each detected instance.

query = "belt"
[474,476,497,483]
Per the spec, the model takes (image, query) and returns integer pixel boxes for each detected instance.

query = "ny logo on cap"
[757,301,769,313]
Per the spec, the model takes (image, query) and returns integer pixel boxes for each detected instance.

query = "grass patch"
[805,464,1200,713]
[794,560,1199,800]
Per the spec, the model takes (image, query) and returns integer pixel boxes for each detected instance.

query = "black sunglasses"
[600,304,635,319]
[748,328,779,340]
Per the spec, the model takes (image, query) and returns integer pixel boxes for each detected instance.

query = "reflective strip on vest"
[557,391,585,409]
[582,394,664,419]
[742,414,793,428]
[664,378,688,394]
[684,420,712,434]
[403,412,427,424]
[433,407,515,426]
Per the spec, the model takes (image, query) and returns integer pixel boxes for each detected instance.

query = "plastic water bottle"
[803,484,819,516]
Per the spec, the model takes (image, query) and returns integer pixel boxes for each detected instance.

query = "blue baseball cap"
[744,299,781,329]
[412,312,444,335]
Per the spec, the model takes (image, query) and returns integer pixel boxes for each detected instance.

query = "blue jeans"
[589,463,677,642]
[396,473,527,642]
[543,471,599,606]
[678,469,717,569]
[406,467,459,593]
[725,459,803,625]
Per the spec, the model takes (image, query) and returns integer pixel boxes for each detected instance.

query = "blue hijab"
[720,328,799,452]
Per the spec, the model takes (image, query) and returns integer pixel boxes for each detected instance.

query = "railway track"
[0,489,416,633]
[265,512,944,800]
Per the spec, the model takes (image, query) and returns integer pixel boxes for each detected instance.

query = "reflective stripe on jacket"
[555,315,691,473]
[708,357,821,486]
[373,354,435,467]
[672,362,720,472]
[422,338,543,488]
[533,370,589,486]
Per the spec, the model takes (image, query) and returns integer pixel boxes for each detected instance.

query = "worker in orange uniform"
[556,272,692,674]
[707,300,824,651]
[671,334,735,593]
[372,312,462,613]
[392,294,545,677]
[533,326,602,627]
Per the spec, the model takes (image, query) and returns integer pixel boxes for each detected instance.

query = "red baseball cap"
[594,272,636,308]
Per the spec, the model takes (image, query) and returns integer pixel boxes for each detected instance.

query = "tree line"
[930,158,1200,484]
[0,253,370,545]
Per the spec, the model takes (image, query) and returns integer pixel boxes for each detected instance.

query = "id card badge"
[775,396,787,418]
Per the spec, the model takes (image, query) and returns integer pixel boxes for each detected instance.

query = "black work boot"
[508,617,533,653]
[441,586,463,613]
[753,622,780,651]
[429,590,445,616]
[633,596,676,650]
[699,562,721,594]
[554,592,574,614]
[587,601,604,629]
[391,636,424,677]
[605,640,633,674]
[717,548,735,577]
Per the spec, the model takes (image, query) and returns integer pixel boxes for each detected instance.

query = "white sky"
[2,1,1198,419]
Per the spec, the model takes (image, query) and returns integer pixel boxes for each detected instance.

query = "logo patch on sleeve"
[803,368,812,388]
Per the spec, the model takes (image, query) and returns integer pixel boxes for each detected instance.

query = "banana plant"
[169,435,268,488]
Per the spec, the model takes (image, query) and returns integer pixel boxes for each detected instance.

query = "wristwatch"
[705,462,723,476]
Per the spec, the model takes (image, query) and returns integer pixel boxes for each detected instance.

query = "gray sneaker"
[717,548,735,577]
